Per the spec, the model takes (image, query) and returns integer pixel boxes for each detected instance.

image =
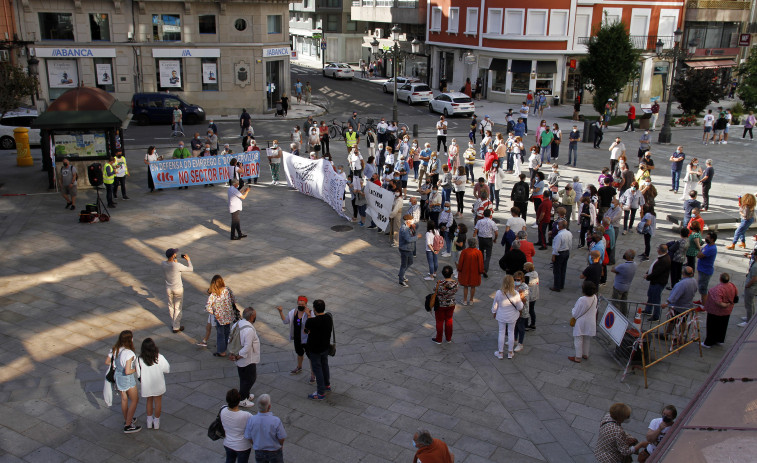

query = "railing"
[351,0,418,6]
[687,0,751,9]
[577,35,675,50]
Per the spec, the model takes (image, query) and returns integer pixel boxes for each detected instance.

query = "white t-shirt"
[426,230,440,252]
[221,408,253,451]
[137,354,170,397]
[145,151,158,163]
[228,186,244,213]
[349,152,364,170]
[506,217,526,233]
[646,417,670,454]
[436,120,447,136]
[703,114,714,127]
[112,348,135,370]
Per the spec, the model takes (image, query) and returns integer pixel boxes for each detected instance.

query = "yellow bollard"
[15,127,33,167]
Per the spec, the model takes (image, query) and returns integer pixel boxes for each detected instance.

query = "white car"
[396,83,433,105]
[0,109,40,149]
[323,63,354,79]
[429,92,475,117]
[382,76,418,93]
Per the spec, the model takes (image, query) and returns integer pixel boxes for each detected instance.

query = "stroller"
[275,102,284,117]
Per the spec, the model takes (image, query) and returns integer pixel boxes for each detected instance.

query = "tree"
[736,47,757,110]
[579,20,641,115]
[671,68,726,115]
[0,62,39,117]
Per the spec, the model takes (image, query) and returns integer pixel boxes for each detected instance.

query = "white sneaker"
[441,252,451,257]
[248,394,255,401]
[700,342,711,349]
[741,317,748,321]
[423,275,434,281]
[494,351,504,359]
[153,417,160,430]
[507,352,514,359]
[722,141,727,144]
[146,416,154,429]
[239,399,255,408]
[737,322,747,327]
[514,343,524,352]
[531,223,539,228]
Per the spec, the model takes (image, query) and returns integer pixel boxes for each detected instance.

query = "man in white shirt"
[480,115,493,138]
[519,104,529,134]
[608,137,626,173]
[161,248,193,333]
[436,115,448,154]
[230,307,261,408]
[702,109,714,144]
[550,219,572,291]
[638,405,677,461]
[473,209,498,278]
[228,179,250,240]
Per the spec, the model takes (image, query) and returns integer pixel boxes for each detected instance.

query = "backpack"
[512,182,529,202]
[227,322,251,356]
[666,239,680,256]
[431,232,445,252]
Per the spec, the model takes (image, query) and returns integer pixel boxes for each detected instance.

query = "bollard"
[14,127,33,167]
[412,124,418,137]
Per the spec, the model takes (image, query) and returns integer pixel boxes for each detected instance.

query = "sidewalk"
[206,101,326,122]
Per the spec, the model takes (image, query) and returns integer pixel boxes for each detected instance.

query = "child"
[513,271,530,352]
[137,338,170,430]
[524,262,540,330]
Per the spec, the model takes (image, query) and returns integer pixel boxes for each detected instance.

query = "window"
[89,14,110,41]
[153,14,181,41]
[657,10,678,48]
[323,0,341,7]
[267,15,282,34]
[39,13,74,40]
[629,9,651,38]
[235,19,247,31]
[346,21,357,32]
[574,8,592,47]
[156,59,183,91]
[447,8,459,33]
[504,9,523,35]
[549,10,568,36]
[487,9,502,35]
[526,10,547,36]
[465,8,478,35]
[199,15,216,34]
[326,14,338,32]
[94,58,114,92]
[603,8,622,25]
[686,21,739,49]
[510,60,532,94]
[430,7,442,31]
[202,58,218,91]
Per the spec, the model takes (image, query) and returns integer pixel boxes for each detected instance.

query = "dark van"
[131,93,205,126]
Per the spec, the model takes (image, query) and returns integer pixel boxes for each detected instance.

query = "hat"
[607,98,614,102]
[165,248,178,258]
[484,115,490,118]
[297,296,308,305]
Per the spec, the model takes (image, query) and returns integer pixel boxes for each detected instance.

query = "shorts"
[724,126,730,133]
[207,314,217,326]
[401,180,408,188]
[293,339,305,357]
[115,371,137,392]
[714,130,723,136]
[63,184,77,196]
[703,126,712,133]
[698,272,713,295]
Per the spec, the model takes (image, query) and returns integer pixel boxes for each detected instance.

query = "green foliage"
[736,48,757,110]
[731,102,744,119]
[671,69,726,115]
[0,62,39,116]
[579,20,641,115]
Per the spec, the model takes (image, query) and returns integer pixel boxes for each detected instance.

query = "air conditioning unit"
[374,28,383,38]
[0,50,10,62]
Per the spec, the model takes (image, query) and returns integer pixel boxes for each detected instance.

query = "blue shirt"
[514,122,525,137]
[394,160,410,181]
[590,240,606,263]
[613,261,637,292]
[243,412,287,451]
[671,151,685,171]
[697,243,717,275]
[420,148,432,166]
[667,277,698,309]
[399,223,417,251]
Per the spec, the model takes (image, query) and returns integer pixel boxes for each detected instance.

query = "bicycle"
[328,119,347,140]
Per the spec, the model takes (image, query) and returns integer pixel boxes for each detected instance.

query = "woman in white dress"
[137,338,170,430]
[679,158,702,201]
[569,280,599,363]
[492,275,524,359]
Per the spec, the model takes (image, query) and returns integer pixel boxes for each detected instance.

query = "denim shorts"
[698,272,713,296]
[115,371,137,392]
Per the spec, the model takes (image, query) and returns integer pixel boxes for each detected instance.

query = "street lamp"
[656,28,698,144]
[370,24,408,124]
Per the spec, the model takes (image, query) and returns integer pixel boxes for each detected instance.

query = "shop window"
[94,58,115,92]
[156,59,183,91]
[39,13,74,40]
[153,14,182,42]
[202,58,219,91]
[268,15,282,34]
[511,73,529,94]
[89,14,110,41]
[535,73,553,94]
[199,15,216,34]
[492,71,507,93]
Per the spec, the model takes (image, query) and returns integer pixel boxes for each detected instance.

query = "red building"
[425,0,684,104]
[0,0,18,64]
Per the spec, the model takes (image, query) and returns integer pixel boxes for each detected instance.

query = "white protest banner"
[363,181,394,231]
[282,152,348,219]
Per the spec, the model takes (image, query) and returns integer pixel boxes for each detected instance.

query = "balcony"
[351,0,418,6]
[577,35,675,50]
[350,0,425,24]
[686,0,750,9]
[686,0,750,21]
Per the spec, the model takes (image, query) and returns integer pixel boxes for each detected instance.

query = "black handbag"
[207,406,227,441]
[105,354,116,383]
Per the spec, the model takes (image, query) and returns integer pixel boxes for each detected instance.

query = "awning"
[488,58,508,72]
[511,60,532,73]
[685,59,737,69]
[537,61,557,73]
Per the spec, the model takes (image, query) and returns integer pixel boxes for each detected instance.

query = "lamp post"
[655,29,698,144]
[371,24,421,124]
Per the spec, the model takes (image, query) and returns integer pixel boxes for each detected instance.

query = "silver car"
[396,83,433,105]
[323,63,354,80]
[428,92,475,117]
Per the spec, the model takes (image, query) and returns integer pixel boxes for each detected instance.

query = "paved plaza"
[0,109,754,462]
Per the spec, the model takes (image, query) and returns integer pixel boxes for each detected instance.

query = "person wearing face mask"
[398,214,421,287]
[268,140,282,185]
[669,146,685,194]
[228,307,260,408]
[277,297,312,377]
[388,186,404,247]
[428,184,443,226]
[640,177,657,209]
[205,130,219,156]
[190,132,203,157]
[409,139,420,180]
[428,152,440,188]
[58,156,78,210]
[438,202,454,257]
[638,405,678,462]
[113,151,130,200]
[567,125,580,167]
[595,403,649,461]
[447,138,459,172]
[463,142,477,184]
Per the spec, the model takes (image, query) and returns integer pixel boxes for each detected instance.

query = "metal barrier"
[595,297,703,388]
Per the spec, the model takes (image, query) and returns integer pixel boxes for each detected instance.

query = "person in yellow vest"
[344,125,359,154]
[103,156,117,208]
[114,151,130,200]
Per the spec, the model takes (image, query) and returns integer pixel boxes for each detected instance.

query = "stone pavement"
[0,119,753,462]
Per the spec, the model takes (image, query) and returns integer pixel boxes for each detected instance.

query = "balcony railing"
[351,0,418,7]
[577,35,675,50]
[686,0,750,9]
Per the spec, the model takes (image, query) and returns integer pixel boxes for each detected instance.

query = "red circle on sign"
[604,312,615,329]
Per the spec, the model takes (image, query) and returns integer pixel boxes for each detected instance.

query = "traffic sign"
[321,42,327,50]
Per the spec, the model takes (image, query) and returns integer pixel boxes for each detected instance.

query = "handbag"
[425,282,441,312]
[207,406,227,441]
[570,296,596,327]
[105,354,116,383]
[327,313,337,356]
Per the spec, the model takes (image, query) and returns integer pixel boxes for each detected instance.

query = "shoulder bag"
[105,353,116,383]
[426,281,441,312]
[327,313,337,356]
[207,406,227,441]
[570,296,596,327]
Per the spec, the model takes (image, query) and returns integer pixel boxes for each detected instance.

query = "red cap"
[297,296,308,305]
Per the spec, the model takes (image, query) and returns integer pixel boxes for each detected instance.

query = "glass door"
[265,60,283,110]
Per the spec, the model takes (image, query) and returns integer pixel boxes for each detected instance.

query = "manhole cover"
[331,225,353,232]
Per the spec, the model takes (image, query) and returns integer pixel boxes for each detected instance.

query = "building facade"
[12,0,291,114]
[289,0,365,65]
[0,0,19,64]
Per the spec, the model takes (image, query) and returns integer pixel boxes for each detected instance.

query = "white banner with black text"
[363,181,394,231]
[282,151,348,220]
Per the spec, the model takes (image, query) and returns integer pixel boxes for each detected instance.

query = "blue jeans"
[225,446,251,463]
[506,152,514,171]
[733,218,755,244]
[540,144,552,163]
[515,317,527,344]
[671,170,681,192]
[307,349,330,395]
[465,164,475,183]
[568,144,577,166]
[399,250,414,282]
[216,322,231,354]
[445,229,453,254]
[442,188,452,204]
[254,449,284,463]
[489,183,500,208]
[645,283,665,319]
[426,250,438,275]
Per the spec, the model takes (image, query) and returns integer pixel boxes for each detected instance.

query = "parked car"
[323,63,354,79]
[131,92,205,126]
[0,108,40,149]
[382,76,418,93]
[396,83,433,105]
[429,92,475,117]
